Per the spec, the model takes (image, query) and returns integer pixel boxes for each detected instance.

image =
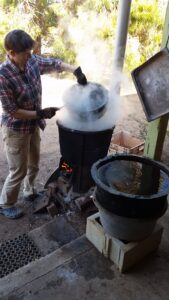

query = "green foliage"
[0,0,17,9]
[82,0,118,13]
[0,8,11,61]
[128,1,162,70]
[128,0,164,66]
[0,0,166,79]
[64,0,85,16]
[52,38,76,64]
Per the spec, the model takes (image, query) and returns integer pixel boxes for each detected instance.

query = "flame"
[61,161,73,174]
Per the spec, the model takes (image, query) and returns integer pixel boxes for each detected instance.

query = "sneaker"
[0,207,24,219]
[23,191,45,202]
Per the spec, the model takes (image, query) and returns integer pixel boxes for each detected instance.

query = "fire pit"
[91,154,169,240]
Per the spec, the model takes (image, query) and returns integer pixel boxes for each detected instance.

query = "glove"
[36,107,59,119]
[73,66,87,85]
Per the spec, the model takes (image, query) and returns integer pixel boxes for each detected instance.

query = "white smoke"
[67,10,114,85]
[54,9,132,131]
[62,82,108,117]
[56,80,122,132]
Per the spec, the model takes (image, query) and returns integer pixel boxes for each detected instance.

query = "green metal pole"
[144,1,169,160]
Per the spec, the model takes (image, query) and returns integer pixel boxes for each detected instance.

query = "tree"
[0,0,166,75]
[0,0,77,63]
[128,0,164,65]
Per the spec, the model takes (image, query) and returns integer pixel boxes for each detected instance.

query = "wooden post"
[144,2,169,160]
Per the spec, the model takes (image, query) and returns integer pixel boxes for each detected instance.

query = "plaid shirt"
[0,55,62,133]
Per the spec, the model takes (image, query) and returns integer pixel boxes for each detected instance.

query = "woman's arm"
[10,109,37,120]
[10,107,58,120]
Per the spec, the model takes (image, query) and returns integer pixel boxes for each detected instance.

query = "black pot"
[91,154,169,219]
[57,122,114,166]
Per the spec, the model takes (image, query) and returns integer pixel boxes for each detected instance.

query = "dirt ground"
[0,78,169,243]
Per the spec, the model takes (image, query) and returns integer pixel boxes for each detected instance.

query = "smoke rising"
[67,11,114,85]
[55,10,124,131]
[44,7,136,131]
[56,81,121,132]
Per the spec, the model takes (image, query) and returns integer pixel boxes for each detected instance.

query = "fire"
[61,161,73,174]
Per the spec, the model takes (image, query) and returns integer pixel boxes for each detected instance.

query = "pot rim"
[56,120,115,134]
[91,154,169,200]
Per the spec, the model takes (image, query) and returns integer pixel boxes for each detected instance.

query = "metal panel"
[132,48,169,121]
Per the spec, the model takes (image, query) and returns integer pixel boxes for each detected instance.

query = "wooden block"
[86,213,106,254]
[86,213,163,273]
[47,203,58,218]
[33,192,50,213]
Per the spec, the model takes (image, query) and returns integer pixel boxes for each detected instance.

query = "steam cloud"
[47,9,134,130]
[56,80,121,132]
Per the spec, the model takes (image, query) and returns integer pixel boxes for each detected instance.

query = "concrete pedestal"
[86,212,163,272]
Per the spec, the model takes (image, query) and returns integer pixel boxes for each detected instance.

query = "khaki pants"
[0,126,41,207]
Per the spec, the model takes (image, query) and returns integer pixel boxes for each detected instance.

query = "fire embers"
[61,161,73,174]
[33,159,97,217]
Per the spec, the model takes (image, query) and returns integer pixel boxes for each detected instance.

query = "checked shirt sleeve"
[34,55,63,75]
[0,75,18,114]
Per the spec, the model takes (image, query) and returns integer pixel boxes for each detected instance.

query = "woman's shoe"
[0,207,24,219]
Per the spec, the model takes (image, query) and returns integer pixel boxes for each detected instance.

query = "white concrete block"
[86,213,163,272]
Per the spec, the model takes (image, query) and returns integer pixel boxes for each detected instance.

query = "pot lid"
[131,48,169,121]
[62,82,109,115]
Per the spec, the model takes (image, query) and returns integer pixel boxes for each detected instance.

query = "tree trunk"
[33,36,41,55]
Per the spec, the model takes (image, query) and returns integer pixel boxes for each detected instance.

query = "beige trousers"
[0,126,41,207]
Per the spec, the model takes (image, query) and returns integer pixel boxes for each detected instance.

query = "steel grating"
[0,233,41,278]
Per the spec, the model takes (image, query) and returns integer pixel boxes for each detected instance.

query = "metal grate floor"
[0,233,41,278]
